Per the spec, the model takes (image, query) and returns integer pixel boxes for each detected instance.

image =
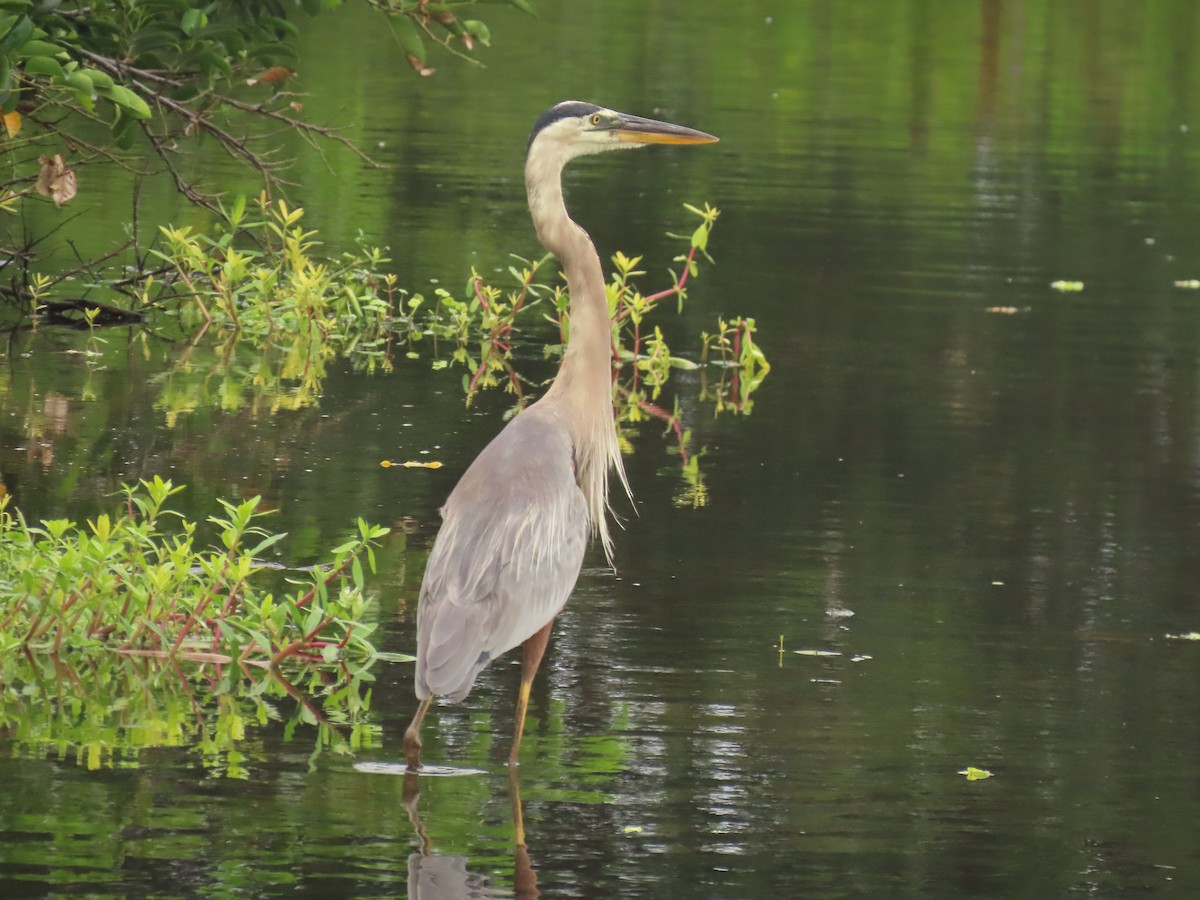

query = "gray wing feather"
[414,406,589,702]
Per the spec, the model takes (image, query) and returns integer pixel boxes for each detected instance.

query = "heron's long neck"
[526,150,630,564]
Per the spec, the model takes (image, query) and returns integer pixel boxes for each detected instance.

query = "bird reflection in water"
[402,769,539,899]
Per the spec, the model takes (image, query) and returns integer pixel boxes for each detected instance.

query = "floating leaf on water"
[1164,632,1200,641]
[958,766,994,781]
[1174,280,1200,289]
[380,460,443,469]
[623,825,644,835]
[794,649,841,657]
[374,651,417,662]
[1050,280,1084,292]
[985,306,1020,314]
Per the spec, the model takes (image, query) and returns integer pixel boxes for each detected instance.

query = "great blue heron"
[404,101,717,769]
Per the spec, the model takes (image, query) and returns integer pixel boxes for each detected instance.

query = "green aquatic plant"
[0,475,390,669]
[145,197,767,426]
[0,475,396,772]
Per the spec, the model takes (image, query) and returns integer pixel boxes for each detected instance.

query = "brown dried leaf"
[405,53,435,77]
[35,154,77,207]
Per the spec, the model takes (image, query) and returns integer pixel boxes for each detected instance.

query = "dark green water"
[5,1,1200,896]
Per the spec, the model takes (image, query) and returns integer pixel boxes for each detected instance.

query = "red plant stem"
[642,246,697,304]
[507,367,524,402]
[631,321,642,391]
[118,621,146,651]
[23,613,43,644]
[619,391,690,465]
[222,578,246,616]
[294,554,355,609]
[468,358,488,393]
[172,595,213,652]
[472,277,490,310]
[0,596,26,631]
[509,267,536,321]
[268,616,332,667]
[269,669,328,724]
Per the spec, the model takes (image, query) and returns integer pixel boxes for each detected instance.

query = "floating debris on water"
[958,766,994,781]
[353,761,486,777]
[1050,280,1084,292]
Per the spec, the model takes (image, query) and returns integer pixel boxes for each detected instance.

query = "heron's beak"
[614,113,719,145]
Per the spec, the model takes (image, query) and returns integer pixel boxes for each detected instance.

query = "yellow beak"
[614,113,719,145]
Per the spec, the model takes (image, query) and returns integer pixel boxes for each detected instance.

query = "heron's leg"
[404,695,434,771]
[509,619,554,766]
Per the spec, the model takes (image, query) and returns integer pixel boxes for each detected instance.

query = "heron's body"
[414,402,589,702]
[405,101,716,768]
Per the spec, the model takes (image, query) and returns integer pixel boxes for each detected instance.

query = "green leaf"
[22,55,62,78]
[195,49,233,81]
[261,16,301,39]
[79,68,113,90]
[388,14,424,64]
[0,15,32,53]
[64,70,95,109]
[180,9,206,36]
[463,19,491,46]
[374,651,417,663]
[102,84,151,119]
[16,38,60,58]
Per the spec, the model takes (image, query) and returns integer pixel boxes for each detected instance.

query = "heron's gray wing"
[415,406,589,702]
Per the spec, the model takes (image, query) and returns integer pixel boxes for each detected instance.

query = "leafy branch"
[0,475,393,672]
[0,0,536,220]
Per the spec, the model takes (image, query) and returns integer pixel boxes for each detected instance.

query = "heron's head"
[526,101,718,167]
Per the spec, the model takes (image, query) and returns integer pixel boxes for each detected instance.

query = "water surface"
[4,1,1200,896]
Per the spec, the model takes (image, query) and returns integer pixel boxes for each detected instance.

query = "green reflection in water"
[0,650,379,778]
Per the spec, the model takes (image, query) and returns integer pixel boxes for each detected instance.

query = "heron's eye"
[590,113,603,126]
